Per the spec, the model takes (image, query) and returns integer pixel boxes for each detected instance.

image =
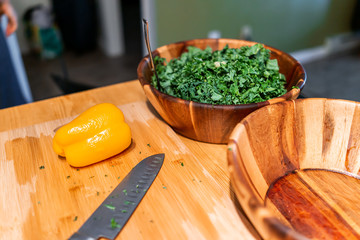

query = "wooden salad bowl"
[137,39,306,143]
[228,98,360,239]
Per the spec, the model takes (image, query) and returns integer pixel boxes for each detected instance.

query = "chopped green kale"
[104,204,116,210]
[152,44,287,104]
[110,218,121,229]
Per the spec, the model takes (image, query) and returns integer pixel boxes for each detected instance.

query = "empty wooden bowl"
[137,39,306,143]
[228,98,360,239]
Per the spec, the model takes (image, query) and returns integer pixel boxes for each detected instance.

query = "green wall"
[155,0,357,52]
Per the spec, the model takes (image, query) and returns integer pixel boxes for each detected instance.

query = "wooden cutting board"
[0,82,259,240]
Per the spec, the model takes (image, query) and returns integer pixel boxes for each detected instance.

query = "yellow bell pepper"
[53,103,131,167]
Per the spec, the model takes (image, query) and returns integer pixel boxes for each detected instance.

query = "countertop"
[0,80,260,239]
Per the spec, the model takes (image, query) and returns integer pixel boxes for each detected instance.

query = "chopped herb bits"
[124,200,134,205]
[152,44,287,104]
[110,218,121,229]
[104,204,116,210]
[39,166,45,169]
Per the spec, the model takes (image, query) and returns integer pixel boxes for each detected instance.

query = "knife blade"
[68,153,165,240]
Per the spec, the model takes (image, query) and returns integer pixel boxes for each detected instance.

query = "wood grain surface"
[228,98,360,240]
[266,169,360,240]
[137,39,306,144]
[0,81,259,240]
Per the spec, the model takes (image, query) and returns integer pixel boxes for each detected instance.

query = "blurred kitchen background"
[8,0,360,102]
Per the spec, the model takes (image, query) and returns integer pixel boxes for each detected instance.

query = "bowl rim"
[227,98,360,239]
[137,38,307,109]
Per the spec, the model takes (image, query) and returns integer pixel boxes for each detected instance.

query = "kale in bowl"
[152,44,287,105]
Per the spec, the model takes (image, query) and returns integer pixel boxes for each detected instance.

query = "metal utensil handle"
[142,19,161,89]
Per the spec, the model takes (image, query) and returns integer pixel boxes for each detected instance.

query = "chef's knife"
[69,153,165,240]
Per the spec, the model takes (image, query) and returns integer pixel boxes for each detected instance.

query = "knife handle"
[68,232,96,240]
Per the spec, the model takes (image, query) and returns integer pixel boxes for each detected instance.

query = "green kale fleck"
[110,218,121,229]
[104,204,116,210]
